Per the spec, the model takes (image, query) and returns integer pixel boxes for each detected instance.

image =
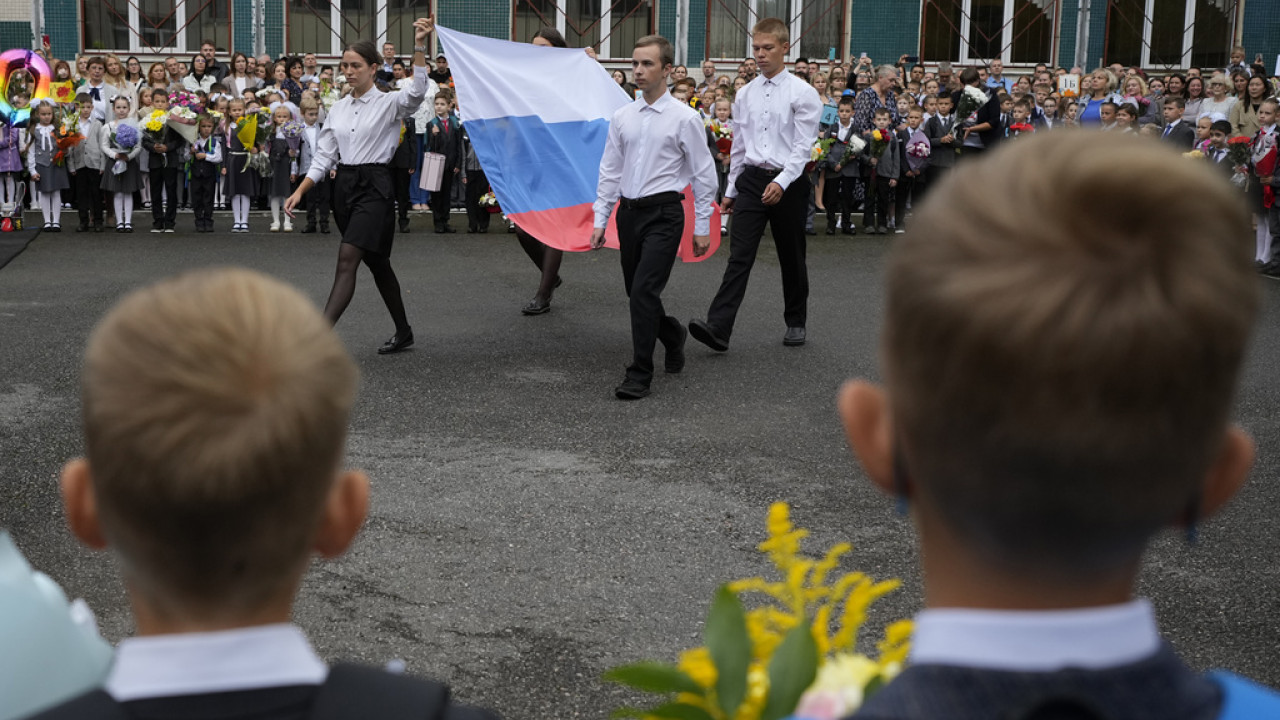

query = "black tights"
[515,227,562,302]
[323,242,411,333]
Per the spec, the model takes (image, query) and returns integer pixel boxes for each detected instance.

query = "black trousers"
[822,174,855,225]
[894,174,918,229]
[149,166,179,228]
[307,178,331,228]
[618,199,685,384]
[74,168,104,225]
[430,169,456,229]
[706,167,809,338]
[190,175,216,226]
[862,174,892,229]
[465,170,490,230]
[392,167,412,221]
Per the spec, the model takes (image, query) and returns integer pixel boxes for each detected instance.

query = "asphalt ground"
[2,209,1279,718]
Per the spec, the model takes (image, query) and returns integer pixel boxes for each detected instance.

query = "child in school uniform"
[820,95,859,236]
[188,114,222,232]
[893,106,929,234]
[297,98,329,234]
[68,93,107,232]
[427,88,463,234]
[841,131,1280,720]
[100,96,143,232]
[223,98,260,233]
[267,103,297,232]
[924,93,957,199]
[29,268,499,720]
[141,89,182,232]
[861,107,900,235]
[26,100,71,231]
[461,129,490,234]
[0,91,27,212]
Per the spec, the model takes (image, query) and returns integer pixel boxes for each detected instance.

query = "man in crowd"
[199,40,226,83]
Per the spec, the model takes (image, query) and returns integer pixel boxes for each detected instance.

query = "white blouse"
[305,65,429,184]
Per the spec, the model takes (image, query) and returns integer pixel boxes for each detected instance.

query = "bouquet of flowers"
[807,137,835,172]
[235,110,275,176]
[319,79,341,110]
[167,105,200,143]
[108,122,138,175]
[837,135,867,168]
[606,502,911,720]
[868,129,890,161]
[167,90,202,113]
[51,108,85,166]
[1251,131,1278,206]
[1007,122,1035,138]
[955,85,988,125]
[479,191,499,212]
[1223,133,1254,185]
[710,119,733,156]
[1182,149,1205,160]
[281,119,305,154]
[904,130,930,173]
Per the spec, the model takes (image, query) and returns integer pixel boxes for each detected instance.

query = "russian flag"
[436,26,720,261]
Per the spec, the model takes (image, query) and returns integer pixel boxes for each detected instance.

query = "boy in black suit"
[820,95,859,235]
[141,89,183,232]
[1161,96,1196,149]
[839,132,1277,719]
[188,114,222,232]
[427,89,463,234]
[33,269,498,720]
[923,93,957,192]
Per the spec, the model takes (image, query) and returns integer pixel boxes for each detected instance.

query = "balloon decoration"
[0,49,51,127]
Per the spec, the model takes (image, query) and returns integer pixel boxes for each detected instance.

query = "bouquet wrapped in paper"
[167,90,202,113]
[606,502,911,720]
[904,129,931,173]
[167,106,200,143]
[52,107,85,166]
[710,119,733,156]
[1227,136,1253,188]
[108,123,138,175]
[955,85,988,125]
[807,137,835,173]
[280,119,304,154]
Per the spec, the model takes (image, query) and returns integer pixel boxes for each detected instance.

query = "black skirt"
[332,164,396,256]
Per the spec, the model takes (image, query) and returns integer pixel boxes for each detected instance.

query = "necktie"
[90,86,100,101]
[1163,125,1172,137]
[443,118,449,134]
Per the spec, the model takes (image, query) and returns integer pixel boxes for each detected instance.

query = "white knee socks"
[270,197,281,226]
[1,174,14,205]
[1257,214,1272,263]
[113,193,133,226]
[232,195,249,226]
[37,191,60,226]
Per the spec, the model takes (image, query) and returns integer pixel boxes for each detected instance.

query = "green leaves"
[706,585,751,719]
[759,622,819,720]
[604,662,702,695]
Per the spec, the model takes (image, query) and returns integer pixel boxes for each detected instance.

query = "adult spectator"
[851,64,901,134]
[1119,74,1161,126]
[697,59,716,91]
[793,57,809,80]
[1184,75,1206,119]
[429,55,451,85]
[955,66,1003,158]
[104,55,129,92]
[146,62,168,91]
[1077,68,1120,126]
[1199,72,1237,121]
[985,58,1010,91]
[123,57,144,94]
[301,52,320,84]
[909,63,925,84]
[282,56,306,104]
[81,57,118,122]
[1231,74,1269,138]
[936,61,955,91]
[225,52,258,95]
[183,55,216,94]
[199,40,227,82]
[164,56,182,87]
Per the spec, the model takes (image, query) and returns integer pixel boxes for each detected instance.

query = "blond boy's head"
[67,268,361,621]
[845,132,1257,582]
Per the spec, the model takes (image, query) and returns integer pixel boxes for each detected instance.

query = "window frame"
[510,0,656,59]
[918,0,1059,66]
[705,0,845,62]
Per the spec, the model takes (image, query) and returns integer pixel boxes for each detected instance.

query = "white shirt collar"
[640,91,673,113]
[762,69,790,85]
[105,624,327,701]
[910,599,1161,672]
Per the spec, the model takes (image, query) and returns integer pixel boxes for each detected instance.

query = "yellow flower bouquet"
[606,502,910,720]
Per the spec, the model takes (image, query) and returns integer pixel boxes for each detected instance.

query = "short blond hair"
[887,132,1257,575]
[752,17,789,45]
[81,268,359,613]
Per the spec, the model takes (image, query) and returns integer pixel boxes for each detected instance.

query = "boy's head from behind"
[63,269,366,627]
[840,133,1256,596]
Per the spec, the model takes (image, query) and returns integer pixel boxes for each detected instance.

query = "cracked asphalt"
[2,212,1279,718]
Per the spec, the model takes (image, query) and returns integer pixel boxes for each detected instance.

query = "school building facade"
[10,0,1280,74]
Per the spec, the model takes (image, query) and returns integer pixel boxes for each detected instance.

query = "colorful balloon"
[0,49,51,127]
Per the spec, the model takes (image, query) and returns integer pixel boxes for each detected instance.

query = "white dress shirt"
[910,599,1162,672]
[593,90,719,236]
[105,624,327,701]
[726,69,821,198]
[305,65,429,185]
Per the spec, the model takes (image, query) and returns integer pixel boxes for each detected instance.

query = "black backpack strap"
[25,690,132,720]
[308,663,451,720]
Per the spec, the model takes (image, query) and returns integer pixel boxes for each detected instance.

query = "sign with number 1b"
[1058,74,1080,97]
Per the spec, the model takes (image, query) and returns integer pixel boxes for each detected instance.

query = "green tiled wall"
[0,20,29,51]
[43,0,79,61]
[1242,2,1279,74]
[848,0,920,63]
[439,0,510,40]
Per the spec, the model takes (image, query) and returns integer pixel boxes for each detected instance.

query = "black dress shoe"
[688,319,729,352]
[441,225,456,233]
[783,326,806,346]
[825,225,835,235]
[399,217,410,233]
[377,329,414,354]
[76,223,89,232]
[300,224,317,234]
[93,224,104,232]
[664,324,688,373]
[614,378,650,400]
[521,297,551,315]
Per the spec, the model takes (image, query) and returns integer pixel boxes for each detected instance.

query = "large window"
[82,0,230,52]
[386,0,432,55]
[705,0,843,61]
[1105,0,1232,69]
[288,0,337,55]
[920,0,1054,65]
[511,0,653,58]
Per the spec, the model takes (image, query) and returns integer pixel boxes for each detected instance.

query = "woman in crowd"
[183,55,216,94]
[1199,72,1237,121]
[226,52,258,96]
[1119,74,1160,126]
[283,57,306,104]
[852,64,901,133]
[1231,74,1269,138]
[285,18,434,354]
[1077,68,1119,126]
[1184,75,1206,119]
[146,62,168,92]
[813,72,833,108]
[104,55,128,92]
[124,57,145,94]
[1231,71,1249,99]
